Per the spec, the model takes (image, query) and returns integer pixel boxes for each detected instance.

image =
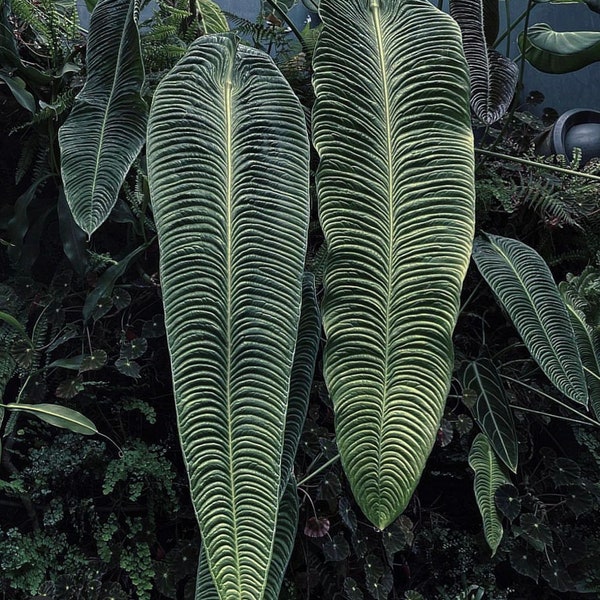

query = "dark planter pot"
[536,109,600,165]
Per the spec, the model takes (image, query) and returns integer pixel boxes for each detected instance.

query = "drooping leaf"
[559,282,600,418]
[55,376,85,399]
[510,544,540,581]
[0,71,36,112]
[468,433,508,554]
[313,0,475,529]
[450,0,518,123]
[146,34,309,600]
[281,273,321,489]
[462,358,518,472]
[550,457,581,486]
[343,578,364,600]
[564,486,593,517]
[115,357,141,378]
[120,337,147,360]
[57,187,88,276]
[58,0,148,234]
[472,234,588,406]
[4,403,98,435]
[0,311,32,347]
[519,23,600,74]
[198,0,228,34]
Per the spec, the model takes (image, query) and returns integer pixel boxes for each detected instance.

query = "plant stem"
[508,404,595,427]
[501,374,600,427]
[475,149,600,182]
[297,454,340,487]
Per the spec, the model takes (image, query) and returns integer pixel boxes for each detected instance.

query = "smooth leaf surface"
[450,0,518,124]
[58,0,147,234]
[463,358,518,472]
[147,34,309,600]
[472,234,588,406]
[313,0,475,528]
[4,403,97,435]
[519,23,600,73]
[469,433,508,554]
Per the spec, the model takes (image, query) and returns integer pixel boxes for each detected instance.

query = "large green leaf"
[146,34,309,600]
[4,403,98,436]
[519,23,600,73]
[463,358,518,472]
[281,273,321,488]
[469,433,508,555]
[198,0,229,33]
[196,479,300,600]
[58,0,147,235]
[472,234,588,406]
[450,0,518,124]
[559,283,600,418]
[313,0,475,529]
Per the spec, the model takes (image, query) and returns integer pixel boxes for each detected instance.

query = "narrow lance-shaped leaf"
[469,433,508,555]
[313,0,475,529]
[4,403,98,436]
[463,358,518,472]
[519,23,600,74]
[147,34,309,600]
[472,234,588,406]
[450,0,518,124]
[58,0,148,235]
[559,282,600,418]
[281,272,321,488]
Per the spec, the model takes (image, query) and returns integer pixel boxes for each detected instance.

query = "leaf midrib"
[88,0,136,231]
[369,0,395,526]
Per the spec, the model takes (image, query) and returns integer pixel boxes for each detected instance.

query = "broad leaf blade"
[313,0,475,529]
[472,234,588,406]
[4,403,98,435]
[463,358,518,472]
[147,34,309,600]
[519,23,600,73]
[468,433,508,554]
[58,0,148,235]
[559,282,600,418]
[198,0,228,33]
[450,0,518,124]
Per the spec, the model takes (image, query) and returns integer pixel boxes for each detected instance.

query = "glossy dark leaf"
[510,545,540,581]
[80,350,108,372]
[57,187,88,276]
[550,457,581,486]
[115,357,141,378]
[112,288,132,310]
[12,339,35,369]
[323,533,350,562]
[541,557,573,592]
[92,296,113,321]
[495,483,521,520]
[463,358,518,472]
[454,413,474,436]
[517,514,553,550]
[343,578,363,600]
[564,486,593,517]
[339,496,357,532]
[562,537,587,565]
[141,315,165,338]
[55,376,85,399]
[304,516,330,538]
[120,337,147,360]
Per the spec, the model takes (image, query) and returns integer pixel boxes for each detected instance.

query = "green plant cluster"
[2,0,600,599]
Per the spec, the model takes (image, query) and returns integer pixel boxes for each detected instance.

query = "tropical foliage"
[2,0,600,599]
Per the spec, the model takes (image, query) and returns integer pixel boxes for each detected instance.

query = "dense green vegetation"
[1,0,600,599]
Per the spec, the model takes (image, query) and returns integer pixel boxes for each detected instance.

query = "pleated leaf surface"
[58,0,147,235]
[450,0,518,124]
[469,433,508,555]
[472,234,588,406]
[463,358,518,472]
[313,0,475,529]
[559,282,600,418]
[146,34,309,600]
